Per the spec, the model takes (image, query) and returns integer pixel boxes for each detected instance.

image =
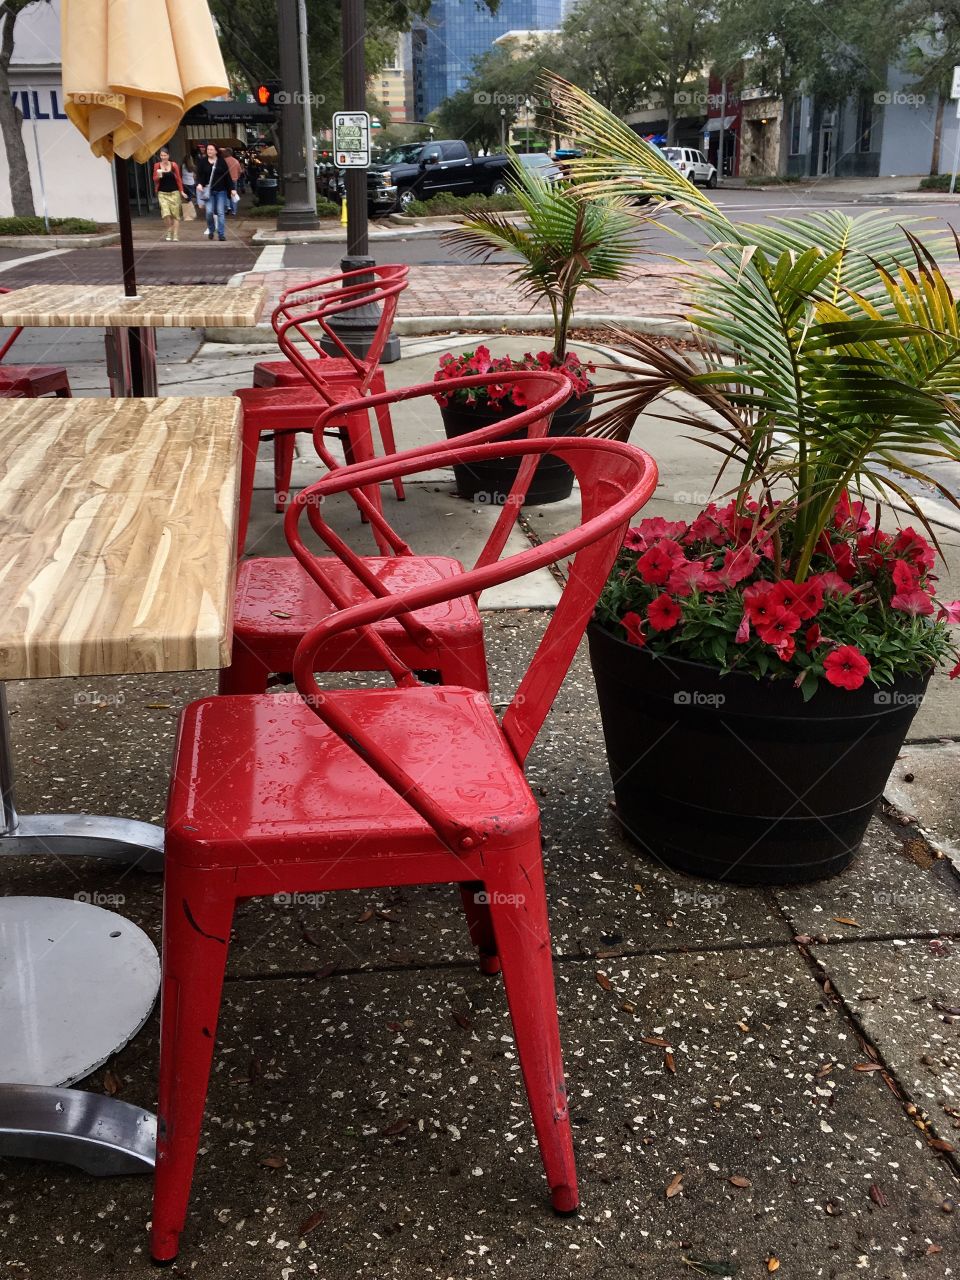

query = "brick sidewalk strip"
[240,264,694,322]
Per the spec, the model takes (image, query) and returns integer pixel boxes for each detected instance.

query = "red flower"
[892,527,935,571]
[772,578,824,621]
[636,516,688,543]
[621,612,646,647]
[636,538,685,585]
[827,540,857,581]
[647,593,682,631]
[772,635,796,662]
[717,546,760,587]
[857,529,892,571]
[667,558,717,597]
[743,581,778,625]
[756,605,802,647]
[891,588,935,616]
[735,613,751,644]
[811,571,852,597]
[623,528,646,552]
[950,659,960,680]
[686,505,728,546]
[834,492,871,532]
[938,600,960,624]
[805,623,821,653]
[891,559,920,594]
[824,645,871,691]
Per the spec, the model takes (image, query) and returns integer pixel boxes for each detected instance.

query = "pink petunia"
[717,546,760,587]
[891,589,935,616]
[938,600,960,624]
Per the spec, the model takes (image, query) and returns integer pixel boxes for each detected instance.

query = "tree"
[899,3,960,174]
[0,0,44,217]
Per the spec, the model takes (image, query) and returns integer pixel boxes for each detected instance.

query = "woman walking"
[181,153,198,209]
[196,142,238,242]
[152,148,185,241]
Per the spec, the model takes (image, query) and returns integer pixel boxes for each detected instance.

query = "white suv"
[663,147,717,188]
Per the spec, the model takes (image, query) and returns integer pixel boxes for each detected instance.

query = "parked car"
[662,146,718,188]
[366,140,511,213]
[514,152,563,184]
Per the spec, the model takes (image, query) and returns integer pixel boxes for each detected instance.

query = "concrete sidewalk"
[0,333,958,1279]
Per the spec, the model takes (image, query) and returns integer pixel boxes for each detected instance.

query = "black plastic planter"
[439,390,593,507]
[587,620,929,885]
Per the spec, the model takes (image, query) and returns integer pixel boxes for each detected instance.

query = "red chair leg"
[459,882,501,975]
[485,850,579,1215]
[437,644,490,695]
[217,643,271,695]
[273,429,297,513]
[151,867,236,1264]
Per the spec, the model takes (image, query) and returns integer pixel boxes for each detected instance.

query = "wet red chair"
[150,433,658,1263]
[0,286,71,398]
[224,369,572,695]
[235,270,407,518]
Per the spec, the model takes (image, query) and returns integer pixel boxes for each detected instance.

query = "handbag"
[181,197,196,221]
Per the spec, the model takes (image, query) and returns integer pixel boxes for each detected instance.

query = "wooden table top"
[0,284,265,329]
[0,396,241,679]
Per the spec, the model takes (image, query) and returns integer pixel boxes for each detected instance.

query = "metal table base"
[0,685,160,1176]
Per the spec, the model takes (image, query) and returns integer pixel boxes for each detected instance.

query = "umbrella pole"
[113,155,147,396]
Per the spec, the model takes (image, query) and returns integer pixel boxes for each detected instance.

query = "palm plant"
[542,73,960,579]
[442,150,639,364]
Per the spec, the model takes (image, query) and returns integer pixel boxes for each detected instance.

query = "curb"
[0,231,120,248]
[856,192,960,204]
[203,311,694,344]
[251,223,452,244]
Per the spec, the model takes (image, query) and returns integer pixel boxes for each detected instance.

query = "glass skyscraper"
[413,0,562,117]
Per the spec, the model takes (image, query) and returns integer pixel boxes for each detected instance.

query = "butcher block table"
[0,283,266,397]
[0,394,241,1176]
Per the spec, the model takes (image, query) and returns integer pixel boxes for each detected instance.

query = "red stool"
[150,433,659,1263]
[0,287,71,397]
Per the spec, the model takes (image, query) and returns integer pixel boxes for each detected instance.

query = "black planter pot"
[587,620,929,885]
[440,390,594,507]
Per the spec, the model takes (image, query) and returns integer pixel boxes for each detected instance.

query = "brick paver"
[240,263,692,321]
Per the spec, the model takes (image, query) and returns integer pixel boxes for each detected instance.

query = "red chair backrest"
[282,369,572,652]
[0,286,23,363]
[271,265,409,386]
[289,436,658,852]
[275,277,406,400]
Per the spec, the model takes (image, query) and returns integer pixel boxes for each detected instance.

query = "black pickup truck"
[365,140,512,213]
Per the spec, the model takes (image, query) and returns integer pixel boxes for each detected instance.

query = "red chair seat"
[224,555,488,690]
[0,364,70,396]
[253,356,367,387]
[235,381,359,427]
[167,687,538,868]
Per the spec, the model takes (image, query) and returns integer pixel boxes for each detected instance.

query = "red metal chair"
[150,433,658,1263]
[0,287,71,398]
[235,270,407,516]
[226,369,572,695]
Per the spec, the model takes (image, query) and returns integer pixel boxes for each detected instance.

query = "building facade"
[412,0,562,117]
[0,0,117,221]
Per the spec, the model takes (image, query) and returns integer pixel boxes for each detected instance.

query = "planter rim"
[587,616,933,700]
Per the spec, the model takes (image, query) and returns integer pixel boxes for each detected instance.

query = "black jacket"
[197,156,233,193]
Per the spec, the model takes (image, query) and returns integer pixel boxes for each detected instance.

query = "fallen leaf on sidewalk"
[259,1154,285,1169]
[298,1209,325,1238]
[927,1244,943,1255]
[728,1175,751,1188]
[357,908,375,923]
[680,1258,739,1276]
[869,1183,889,1207]
[665,1172,683,1199]
[664,1051,676,1074]
[102,1068,123,1096]
[853,1063,884,1072]
[766,1259,780,1273]
[595,971,612,991]
[832,916,859,926]
[642,1035,670,1048]
[380,1118,412,1138]
[929,1138,955,1152]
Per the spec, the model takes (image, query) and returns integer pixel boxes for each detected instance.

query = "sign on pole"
[332,111,371,168]
[952,65,960,100]
[951,75,960,195]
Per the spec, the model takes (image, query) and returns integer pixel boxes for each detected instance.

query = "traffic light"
[256,81,281,109]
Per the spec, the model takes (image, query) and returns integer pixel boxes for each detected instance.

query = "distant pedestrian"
[196,142,237,242]
[181,153,198,207]
[152,148,185,241]
[223,149,242,216]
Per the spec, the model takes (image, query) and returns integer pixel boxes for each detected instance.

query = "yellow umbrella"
[61,0,230,162]
[61,0,230,310]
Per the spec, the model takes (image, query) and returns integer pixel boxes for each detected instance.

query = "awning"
[704,115,737,132]
[183,100,277,126]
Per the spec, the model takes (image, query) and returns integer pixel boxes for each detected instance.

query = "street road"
[0,190,956,286]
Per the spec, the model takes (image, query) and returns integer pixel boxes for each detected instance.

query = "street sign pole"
[324,0,400,362]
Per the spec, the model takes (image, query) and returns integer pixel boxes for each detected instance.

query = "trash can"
[257,177,279,205]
